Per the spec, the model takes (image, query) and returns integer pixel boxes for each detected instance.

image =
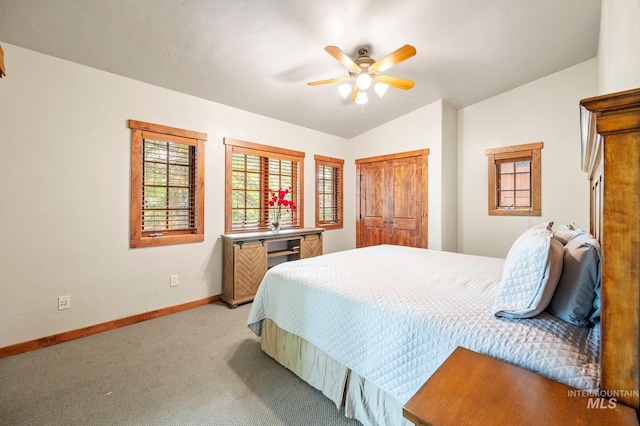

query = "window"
[224,138,304,233]
[315,155,344,230]
[486,142,542,216]
[129,120,206,248]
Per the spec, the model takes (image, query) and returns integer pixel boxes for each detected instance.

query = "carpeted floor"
[0,302,361,425]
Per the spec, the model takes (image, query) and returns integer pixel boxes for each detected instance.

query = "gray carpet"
[0,302,361,425]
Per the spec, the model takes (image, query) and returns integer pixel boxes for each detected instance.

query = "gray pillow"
[548,234,601,326]
[493,229,564,319]
[590,282,601,322]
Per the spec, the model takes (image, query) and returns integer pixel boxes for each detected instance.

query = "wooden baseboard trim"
[0,295,221,359]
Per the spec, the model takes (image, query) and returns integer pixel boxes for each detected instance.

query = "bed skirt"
[260,318,411,426]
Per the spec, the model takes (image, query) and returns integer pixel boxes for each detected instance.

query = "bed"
[247,88,640,425]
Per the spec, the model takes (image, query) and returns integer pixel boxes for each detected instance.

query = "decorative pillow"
[528,221,554,234]
[548,234,601,326]
[492,228,564,319]
[553,223,587,245]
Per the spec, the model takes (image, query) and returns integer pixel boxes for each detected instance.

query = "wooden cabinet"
[356,149,428,248]
[221,228,324,308]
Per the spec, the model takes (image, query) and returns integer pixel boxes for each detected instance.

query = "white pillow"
[522,221,555,238]
[492,227,564,319]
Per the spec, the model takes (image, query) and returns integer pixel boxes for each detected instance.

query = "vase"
[271,222,280,233]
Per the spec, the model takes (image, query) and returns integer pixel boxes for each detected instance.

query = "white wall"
[598,0,640,94]
[0,43,350,348]
[441,101,459,252]
[458,59,598,258]
[347,100,453,250]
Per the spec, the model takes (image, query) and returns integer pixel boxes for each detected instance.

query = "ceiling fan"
[307,44,416,105]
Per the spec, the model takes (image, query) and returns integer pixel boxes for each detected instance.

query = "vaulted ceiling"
[0,0,601,138]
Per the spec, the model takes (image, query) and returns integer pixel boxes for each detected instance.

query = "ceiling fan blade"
[0,44,5,78]
[375,75,415,90]
[351,85,359,102]
[369,44,416,74]
[307,76,351,86]
[325,46,360,74]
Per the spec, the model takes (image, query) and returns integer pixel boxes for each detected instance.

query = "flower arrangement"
[268,188,297,231]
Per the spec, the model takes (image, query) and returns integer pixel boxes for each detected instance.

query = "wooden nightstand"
[403,346,638,426]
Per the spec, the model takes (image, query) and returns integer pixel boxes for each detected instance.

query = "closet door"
[358,160,387,247]
[356,150,428,248]
[388,155,423,247]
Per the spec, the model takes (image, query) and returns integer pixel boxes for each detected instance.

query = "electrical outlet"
[170,275,179,287]
[58,295,70,311]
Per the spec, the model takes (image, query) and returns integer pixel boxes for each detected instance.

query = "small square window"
[498,160,531,208]
[486,143,542,216]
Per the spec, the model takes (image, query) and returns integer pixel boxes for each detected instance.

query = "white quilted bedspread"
[247,245,600,404]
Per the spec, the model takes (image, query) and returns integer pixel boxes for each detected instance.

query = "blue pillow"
[548,234,601,326]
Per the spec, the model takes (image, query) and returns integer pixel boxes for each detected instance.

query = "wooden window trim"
[224,138,305,234]
[129,120,206,248]
[315,154,344,230]
[486,142,542,216]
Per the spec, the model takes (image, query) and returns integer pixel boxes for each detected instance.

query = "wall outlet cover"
[58,295,70,310]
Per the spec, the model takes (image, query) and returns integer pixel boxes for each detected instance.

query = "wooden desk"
[403,347,638,426]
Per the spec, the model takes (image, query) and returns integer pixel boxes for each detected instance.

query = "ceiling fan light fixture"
[337,82,351,99]
[307,44,416,106]
[356,73,372,90]
[355,91,368,105]
[374,82,389,98]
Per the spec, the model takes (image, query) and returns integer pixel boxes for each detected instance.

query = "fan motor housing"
[350,48,375,77]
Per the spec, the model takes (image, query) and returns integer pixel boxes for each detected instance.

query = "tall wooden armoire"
[356,149,428,248]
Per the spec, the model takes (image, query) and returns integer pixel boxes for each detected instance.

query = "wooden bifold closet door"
[356,149,428,248]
